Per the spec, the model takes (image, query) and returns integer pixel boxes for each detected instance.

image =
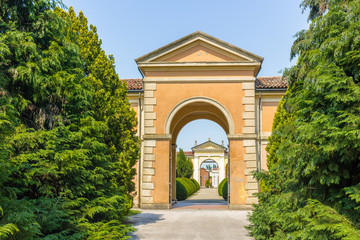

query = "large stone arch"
[164,98,232,201]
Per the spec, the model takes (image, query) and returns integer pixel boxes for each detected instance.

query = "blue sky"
[62,0,309,150]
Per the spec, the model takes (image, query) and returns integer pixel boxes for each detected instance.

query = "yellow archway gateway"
[125,31,288,209]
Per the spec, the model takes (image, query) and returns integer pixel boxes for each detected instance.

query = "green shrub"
[191,179,200,190]
[187,178,197,193]
[218,177,227,196]
[183,178,196,196]
[176,179,188,201]
[178,178,192,197]
[222,178,228,201]
[176,178,199,200]
[205,179,211,188]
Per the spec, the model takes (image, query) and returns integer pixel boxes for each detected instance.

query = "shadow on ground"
[172,199,228,210]
[128,212,165,239]
[128,212,164,226]
[176,199,227,204]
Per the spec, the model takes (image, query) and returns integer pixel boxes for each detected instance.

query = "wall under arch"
[139,79,260,209]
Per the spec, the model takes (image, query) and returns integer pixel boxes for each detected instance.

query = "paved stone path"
[129,188,254,239]
[188,187,224,200]
[173,187,227,210]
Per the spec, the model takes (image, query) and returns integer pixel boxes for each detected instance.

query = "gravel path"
[129,188,254,240]
[129,209,254,240]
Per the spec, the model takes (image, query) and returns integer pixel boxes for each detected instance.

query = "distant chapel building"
[183,139,228,187]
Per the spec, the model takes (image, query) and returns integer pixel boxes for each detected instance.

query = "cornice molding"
[143,76,255,83]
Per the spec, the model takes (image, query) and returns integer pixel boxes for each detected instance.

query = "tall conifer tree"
[176,149,194,179]
[0,1,139,239]
[249,1,360,239]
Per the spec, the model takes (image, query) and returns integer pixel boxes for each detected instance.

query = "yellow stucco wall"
[164,44,236,62]
[129,101,140,204]
[144,70,254,78]
[229,139,246,204]
[261,143,268,171]
[262,102,278,132]
[153,140,170,204]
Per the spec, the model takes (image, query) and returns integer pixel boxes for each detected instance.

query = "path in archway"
[173,187,227,210]
[188,187,223,200]
[129,188,254,239]
[129,209,254,239]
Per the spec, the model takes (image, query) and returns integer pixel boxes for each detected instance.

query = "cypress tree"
[176,149,193,179]
[249,0,360,239]
[0,1,139,239]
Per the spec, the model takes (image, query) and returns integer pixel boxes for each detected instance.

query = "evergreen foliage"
[176,179,188,201]
[218,177,227,197]
[176,177,198,200]
[191,179,200,191]
[249,1,360,239]
[187,178,197,193]
[181,177,195,196]
[221,179,228,201]
[176,149,193,179]
[205,179,211,188]
[0,1,139,239]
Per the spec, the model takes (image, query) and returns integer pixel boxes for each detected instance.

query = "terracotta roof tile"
[122,77,287,91]
[256,76,288,89]
[183,151,194,156]
[122,79,143,91]
[176,151,194,156]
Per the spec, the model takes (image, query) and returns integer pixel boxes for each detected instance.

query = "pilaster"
[141,82,157,206]
[242,81,259,207]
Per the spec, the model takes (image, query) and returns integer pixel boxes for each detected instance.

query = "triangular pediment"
[156,41,245,62]
[136,31,263,64]
[192,140,227,151]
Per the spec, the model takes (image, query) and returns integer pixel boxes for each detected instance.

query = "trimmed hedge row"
[218,177,228,200]
[176,178,200,201]
[191,178,200,191]
[176,179,187,201]
[218,177,226,195]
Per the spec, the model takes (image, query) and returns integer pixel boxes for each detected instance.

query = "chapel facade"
[184,139,228,187]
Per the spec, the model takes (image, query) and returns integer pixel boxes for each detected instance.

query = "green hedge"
[176,179,188,201]
[176,177,199,200]
[191,179,200,190]
[222,179,228,200]
[183,177,196,195]
[218,177,227,196]
[189,179,198,192]
[218,177,228,200]
[177,178,192,198]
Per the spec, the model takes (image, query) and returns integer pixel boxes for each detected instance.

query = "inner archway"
[172,119,229,209]
[166,97,234,208]
[176,119,229,190]
[200,159,219,187]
